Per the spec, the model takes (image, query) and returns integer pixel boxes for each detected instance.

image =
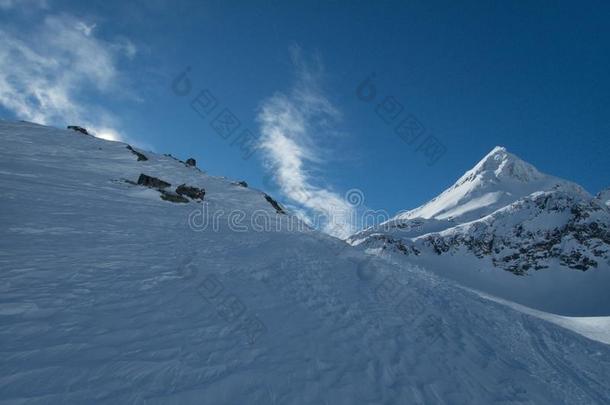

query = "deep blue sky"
[1,0,609,224]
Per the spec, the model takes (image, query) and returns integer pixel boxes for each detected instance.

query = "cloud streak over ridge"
[0,12,135,141]
[257,47,355,238]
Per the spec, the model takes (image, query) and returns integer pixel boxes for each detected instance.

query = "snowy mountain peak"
[456,146,543,186]
[490,145,507,153]
[395,146,586,223]
[348,144,609,315]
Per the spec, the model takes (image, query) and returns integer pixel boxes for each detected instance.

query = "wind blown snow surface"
[1,120,610,404]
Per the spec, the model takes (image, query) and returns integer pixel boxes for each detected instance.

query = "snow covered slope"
[2,120,610,404]
[349,147,610,316]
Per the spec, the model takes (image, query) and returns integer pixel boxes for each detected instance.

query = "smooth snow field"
[1,121,610,404]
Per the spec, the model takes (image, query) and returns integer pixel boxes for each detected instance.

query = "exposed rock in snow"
[136,174,204,203]
[420,190,610,273]
[176,184,205,200]
[159,189,190,203]
[264,193,286,214]
[126,144,148,161]
[66,125,90,135]
[137,173,171,189]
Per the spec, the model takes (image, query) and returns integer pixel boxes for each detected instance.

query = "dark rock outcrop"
[417,192,609,274]
[176,184,205,200]
[264,194,286,214]
[126,145,148,161]
[160,191,189,203]
[356,189,610,276]
[164,153,186,165]
[67,125,90,135]
[137,174,171,189]
[164,154,201,170]
[234,181,248,188]
[134,174,204,204]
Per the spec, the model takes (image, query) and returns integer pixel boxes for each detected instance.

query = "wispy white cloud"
[0,13,136,142]
[75,21,96,37]
[0,0,48,10]
[257,46,356,238]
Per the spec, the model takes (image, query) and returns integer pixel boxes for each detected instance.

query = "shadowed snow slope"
[1,121,610,404]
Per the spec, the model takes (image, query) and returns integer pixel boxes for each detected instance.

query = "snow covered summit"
[349,146,610,315]
[395,146,589,224]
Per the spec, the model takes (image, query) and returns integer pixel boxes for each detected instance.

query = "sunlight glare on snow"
[93,127,122,142]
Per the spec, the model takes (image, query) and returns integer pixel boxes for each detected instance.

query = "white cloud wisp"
[257,49,356,238]
[0,14,135,141]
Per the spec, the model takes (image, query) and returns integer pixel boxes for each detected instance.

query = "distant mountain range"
[348,147,610,315]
